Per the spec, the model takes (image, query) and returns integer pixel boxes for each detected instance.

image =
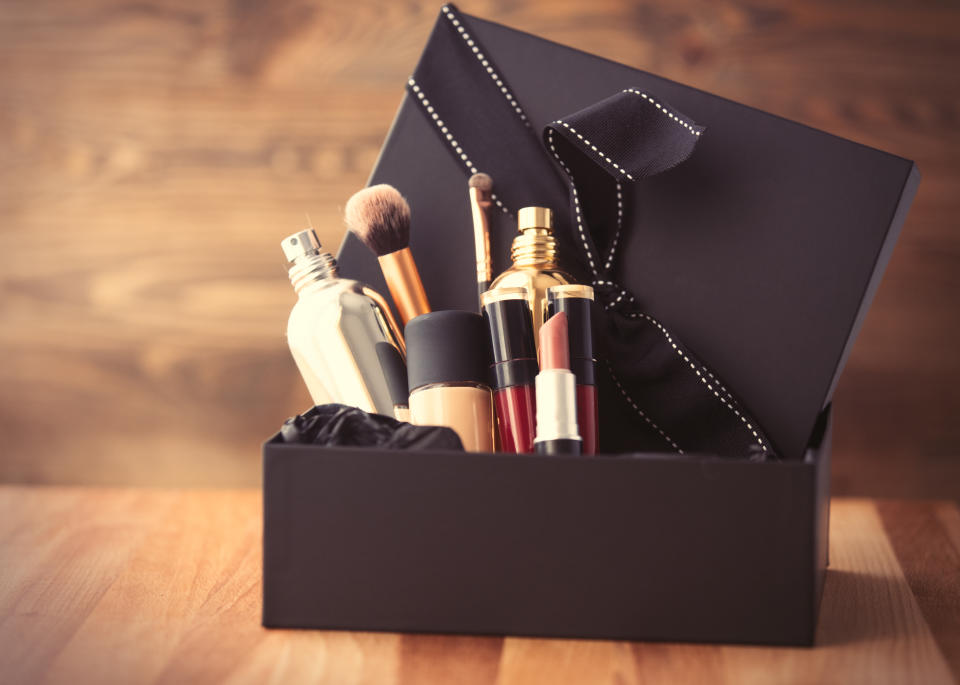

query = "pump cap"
[281,229,323,262]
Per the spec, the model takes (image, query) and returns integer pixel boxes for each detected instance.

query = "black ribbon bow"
[408,4,774,459]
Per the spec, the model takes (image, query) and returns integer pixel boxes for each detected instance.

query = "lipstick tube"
[547,285,598,455]
[482,288,538,453]
[534,311,581,456]
[405,311,494,452]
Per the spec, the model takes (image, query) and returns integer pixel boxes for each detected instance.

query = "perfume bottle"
[282,229,406,416]
[487,207,574,352]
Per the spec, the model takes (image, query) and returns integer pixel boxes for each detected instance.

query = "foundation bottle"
[488,207,574,353]
[405,311,494,452]
[282,229,406,416]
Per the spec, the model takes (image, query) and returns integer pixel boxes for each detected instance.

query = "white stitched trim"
[704,368,737,403]
[622,88,701,137]
[441,5,530,128]
[546,128,598,275]
[553,120,635,181]
[548,124,621,276]
[593,280,768,453]
[602,182,623,273]
[408,77,510,214]
[605,360,682,454]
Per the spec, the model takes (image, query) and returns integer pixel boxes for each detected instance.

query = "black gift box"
[262,7,918,645]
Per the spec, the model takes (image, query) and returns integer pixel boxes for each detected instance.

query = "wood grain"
[1,487,958,684]
[0,0,958,491]
[878,500,960,679]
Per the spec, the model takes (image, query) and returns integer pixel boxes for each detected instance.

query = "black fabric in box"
[262,6,918,645]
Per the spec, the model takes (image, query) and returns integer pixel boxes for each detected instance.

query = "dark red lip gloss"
[482,288,538,453]
[547,285,598,455]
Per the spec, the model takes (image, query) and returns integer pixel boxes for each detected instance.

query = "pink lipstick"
[534,312,582,456]
[546,285,598,455]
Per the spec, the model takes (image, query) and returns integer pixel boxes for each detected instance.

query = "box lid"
[337,7,919,460]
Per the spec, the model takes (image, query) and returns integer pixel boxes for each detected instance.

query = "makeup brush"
[468,172,494,309]
[345,184,431,325]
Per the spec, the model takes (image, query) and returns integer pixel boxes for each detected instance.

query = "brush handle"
[477,280,490,312]
[378,248,431,325]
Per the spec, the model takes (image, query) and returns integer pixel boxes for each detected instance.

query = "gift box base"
[262,407,831,646]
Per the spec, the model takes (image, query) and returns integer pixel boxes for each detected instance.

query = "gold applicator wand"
[345,184,431,325]
[468,172,494,309]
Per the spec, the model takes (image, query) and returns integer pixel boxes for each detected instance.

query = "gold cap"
[480,286,529,306]
[517,207,553,233]
[546,284,595,301]
[511,207,558,268]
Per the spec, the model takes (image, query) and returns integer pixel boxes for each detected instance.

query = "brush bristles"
[468,172,493,192]
[344,184,411,256]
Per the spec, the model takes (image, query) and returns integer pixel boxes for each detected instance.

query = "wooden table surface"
[1,487,958,684]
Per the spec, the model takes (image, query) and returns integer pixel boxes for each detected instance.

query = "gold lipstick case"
[282,230,406,416]
[487,207,574,352]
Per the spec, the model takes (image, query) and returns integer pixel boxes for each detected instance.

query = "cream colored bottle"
[282,229,406,416]
[488,207,574,353]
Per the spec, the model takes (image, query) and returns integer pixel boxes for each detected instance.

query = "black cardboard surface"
[263,408,831,645]
[337,11,919,461]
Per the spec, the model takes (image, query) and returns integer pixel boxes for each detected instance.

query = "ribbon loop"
[544,90,706,287]
[547,89,705,182]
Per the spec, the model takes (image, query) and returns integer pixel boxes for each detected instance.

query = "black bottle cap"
[405,311,491,392]
[375,342,409,407]
[481,288,538,389]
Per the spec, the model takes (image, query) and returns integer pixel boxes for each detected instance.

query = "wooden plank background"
[0,0,957,492]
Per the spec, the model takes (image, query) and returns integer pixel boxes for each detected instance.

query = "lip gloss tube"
[534,311,581,456]
[481,288,538,453]
[546,285,598,455]
[405,311,494,452]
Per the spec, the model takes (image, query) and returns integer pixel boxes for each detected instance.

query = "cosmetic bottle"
[405,311,494,452]
[482,288,538,453]
[282,229,406,416]
[547,285,598,455]
[488,207,574,352]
